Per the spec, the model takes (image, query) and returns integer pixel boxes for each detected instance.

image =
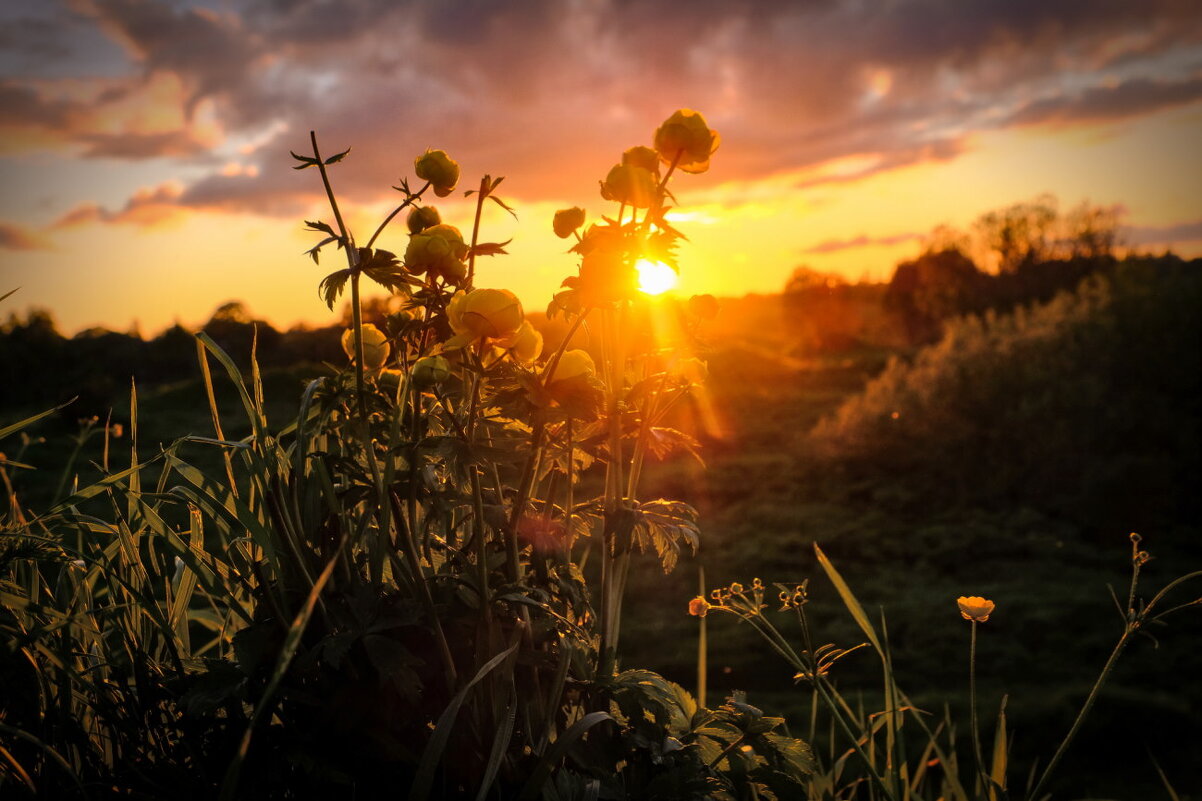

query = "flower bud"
[414,149,460,197]
[545,349,595,384]
[448,288,525,340]
[553,206,586,239]
[405,223,469,283]
[600,163,657,208]
[653,109,721,174]
[341,323,390,371]
[407,205,442,234]
[412,354,451,386]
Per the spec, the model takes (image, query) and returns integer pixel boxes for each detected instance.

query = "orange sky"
[2,1,1200,335]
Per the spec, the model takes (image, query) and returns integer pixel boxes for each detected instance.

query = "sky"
[1,0,1200,336]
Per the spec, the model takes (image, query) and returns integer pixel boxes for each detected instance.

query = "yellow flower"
[600,163,657,208]
[407,205,442,234]
[653,109,721,174]
[405,223,469,284]
[553,207,586,239]
[622,145,660,173]
[688,596,710,618]
[412,354,451,386]
[341,324,390,371]
[447,288,525,341]
[544,349,595,384]
[496,320,543,363]
[414,149,460,197]
[957,596,995,623]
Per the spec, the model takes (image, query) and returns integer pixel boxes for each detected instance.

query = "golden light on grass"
[636,258,678,295]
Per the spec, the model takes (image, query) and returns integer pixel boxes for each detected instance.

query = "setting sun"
[636,258,678,295]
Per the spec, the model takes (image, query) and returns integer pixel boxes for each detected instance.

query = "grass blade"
[409,638,521,801]
[814,543,882,656]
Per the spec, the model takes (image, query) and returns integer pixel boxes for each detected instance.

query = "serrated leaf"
[305,219,336,237]
[306,236,338,264]
[319,269,352,310]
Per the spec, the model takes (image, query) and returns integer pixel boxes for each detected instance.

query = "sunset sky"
[2,0,1200,336]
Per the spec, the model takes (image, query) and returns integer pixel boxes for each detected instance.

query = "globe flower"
[545,349,595,384]
[414,149,460,197]
[447,288,525,341]
[688,293,720,321]
[496,320,543,363]
[405,223,469,284]
[553,206,586,239]
[688,596,710,618]
[653,109,721,174]
[412,354,451,387]
[622,145,660,173]
[957,596,995,623]
[407,205,442,234]
[600,163,657,208]
[341,323,390,371]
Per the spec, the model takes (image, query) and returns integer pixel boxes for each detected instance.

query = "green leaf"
[813,543,883,657]
[409,639,520,801]
[323,147,351,165]
[319,269,352,309]
[1,399,74,442]
[290,150,319,169]
[469,240,511,258]
[489,194,518,219]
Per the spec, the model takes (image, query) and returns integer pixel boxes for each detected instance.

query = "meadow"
[2,109,1200,799]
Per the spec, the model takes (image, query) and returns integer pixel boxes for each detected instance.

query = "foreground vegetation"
[3,111,1200,799]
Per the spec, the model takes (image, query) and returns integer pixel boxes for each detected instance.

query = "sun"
[635,259,678,295]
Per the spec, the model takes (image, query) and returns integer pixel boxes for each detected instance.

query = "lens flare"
[636,259,678,295]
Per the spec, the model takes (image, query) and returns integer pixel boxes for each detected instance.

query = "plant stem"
[365,182,430,249]
[466,175,488,287]
[969,621,988,796]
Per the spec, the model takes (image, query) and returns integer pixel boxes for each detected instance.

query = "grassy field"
[4,287,1199,797]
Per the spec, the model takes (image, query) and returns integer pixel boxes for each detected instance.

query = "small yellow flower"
[447,288,525,341]
[405,223,469,283]
[688,596,710,618]
[412,354,451,386]
[407,205,442,234]
[599,163,657,208]
[621,145,660,173]
[553,207,586,239]
[653,109,720,174]
[729,582,744,595]
[341,324,390,371]
[957,596,995,623]
[544,349,595,384]
[414,149,460,197]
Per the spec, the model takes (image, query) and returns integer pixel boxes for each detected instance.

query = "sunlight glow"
[636,259,678,295]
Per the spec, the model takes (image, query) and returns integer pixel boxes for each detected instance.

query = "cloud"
[803,232,924,255]
[53,182,185,227]
[4,0,1201,220]
[0,221,52,251]
[1125,218,1202,246]
[1007,76,1202,127]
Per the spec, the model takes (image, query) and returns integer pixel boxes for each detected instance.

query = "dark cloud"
[803,232,924,255]
[5,0,1201,219]
[1125,218,1202,246]
[1007,76,1202,126]
[0,220,51,250]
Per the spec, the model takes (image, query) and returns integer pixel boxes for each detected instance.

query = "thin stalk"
[365,181,430,249]
[466,175,488,287]
[969,621,987,795]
